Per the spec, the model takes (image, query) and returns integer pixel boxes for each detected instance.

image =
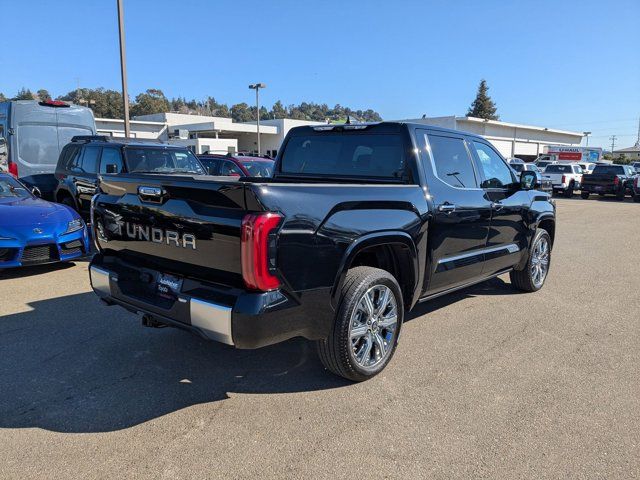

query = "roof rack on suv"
[71,135,111,143]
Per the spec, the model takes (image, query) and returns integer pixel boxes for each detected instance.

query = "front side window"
[240,160,274,177]
[426,134,477,188]
[99,147,124,174]
[280,133,406,180]
[473,142,515,188]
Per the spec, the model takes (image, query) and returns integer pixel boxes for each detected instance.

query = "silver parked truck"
[0,100,96,199]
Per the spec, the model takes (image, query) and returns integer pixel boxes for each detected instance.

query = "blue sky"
[1,0,638,149]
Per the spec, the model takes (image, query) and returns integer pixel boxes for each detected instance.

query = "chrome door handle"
[438,203,456,213]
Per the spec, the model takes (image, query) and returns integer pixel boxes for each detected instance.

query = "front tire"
[510,229,551,293]
[316,266,403,382]
[60,196,77,212]
[580,191,589,199]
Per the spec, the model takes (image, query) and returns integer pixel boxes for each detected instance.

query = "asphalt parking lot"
[1,197,639,479]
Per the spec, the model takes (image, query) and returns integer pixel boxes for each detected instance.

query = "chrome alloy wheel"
[348,285,399,369]
[530,236,550,288]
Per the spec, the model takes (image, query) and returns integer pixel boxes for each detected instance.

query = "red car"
[197,154,275,178]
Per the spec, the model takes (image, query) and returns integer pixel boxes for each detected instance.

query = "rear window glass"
[280,133,406,180]
[593,165,624,175]
[545,164,574,173]
[124,148,205,175]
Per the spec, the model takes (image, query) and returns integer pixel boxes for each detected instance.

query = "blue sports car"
[0,173,90,268]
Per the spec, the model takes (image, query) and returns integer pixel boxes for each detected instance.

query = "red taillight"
[8,162,18,178]
[614,176,620,186]
[561,175,567,184]
[241,212,282,291]
[636,177,639,188]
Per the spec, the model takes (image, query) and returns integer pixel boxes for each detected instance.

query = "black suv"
[54,136,205,217]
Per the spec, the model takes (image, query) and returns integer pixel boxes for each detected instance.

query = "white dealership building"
[95,113,584,161]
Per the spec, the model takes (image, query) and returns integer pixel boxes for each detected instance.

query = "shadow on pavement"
[406,276,518,320]
[0,262,76,280]
[0,292,349,434]
[0,276,518,434]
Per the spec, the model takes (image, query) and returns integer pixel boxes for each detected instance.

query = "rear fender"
[330,232,420,310]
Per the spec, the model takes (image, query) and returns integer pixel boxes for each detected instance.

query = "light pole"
[117,0,131,137]
[583,131,591,147]
[249,83,266,155]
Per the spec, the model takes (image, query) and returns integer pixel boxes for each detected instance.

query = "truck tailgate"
[93,174,256,285]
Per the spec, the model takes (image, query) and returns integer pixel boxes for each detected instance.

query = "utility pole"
[636,118,640,147]
[610,135,617,155]
[583,131,591,147]
[248,83,266,155]
[117,0,131,137]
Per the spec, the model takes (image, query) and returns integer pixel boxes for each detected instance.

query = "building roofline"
[456,116,584,137]
[95,117,166,126]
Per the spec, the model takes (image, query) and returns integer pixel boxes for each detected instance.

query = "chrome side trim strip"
[437,243,519,265]
[90,266,112,297]
[190,298,234,346]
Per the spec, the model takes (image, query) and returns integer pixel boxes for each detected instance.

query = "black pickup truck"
[580,164,637,200]
[89,122,555,381]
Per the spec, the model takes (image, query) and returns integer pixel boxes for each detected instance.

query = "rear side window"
[59,145,79,170]
[280,133,406,180]
[99,147,124,174]
[427,134,477,188]
[220,160,242,176]
[79,146,101,174]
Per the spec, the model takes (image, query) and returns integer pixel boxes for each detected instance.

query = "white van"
[0,100,96,198]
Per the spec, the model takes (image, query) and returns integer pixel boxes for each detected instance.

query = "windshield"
[124,147,205,175]
[240,160,274,177]
[281,133,406,179]
[510,163,524,172]
[0,176,31,198]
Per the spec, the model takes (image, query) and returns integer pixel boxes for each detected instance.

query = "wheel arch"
[331,232,420,311]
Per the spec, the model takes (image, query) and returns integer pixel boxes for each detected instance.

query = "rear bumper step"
[90,264,234,345]
[88,254,335,349]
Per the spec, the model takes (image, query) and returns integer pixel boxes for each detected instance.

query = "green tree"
[59,87,124,118]
[467,79,499,120]
[13,88,35,100]
[270,100,288,119]
[130,89,170,117]
[0,92,6,102]
[231,103,253,122]
[36,89,51,101]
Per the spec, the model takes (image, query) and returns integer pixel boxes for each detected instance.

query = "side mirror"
[31,186,42,198]
[520,171,537,191]
[105,164,119,174]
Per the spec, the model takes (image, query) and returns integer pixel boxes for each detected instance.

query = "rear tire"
[60,196,77,211]
[634,195,640,203]
[510,229,551,293]
[316,266,403,382]
[565,183,574,197]
[616,191,625,201]
[580,191,589,199]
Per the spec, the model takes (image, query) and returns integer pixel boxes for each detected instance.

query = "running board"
[418,268,513,303]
